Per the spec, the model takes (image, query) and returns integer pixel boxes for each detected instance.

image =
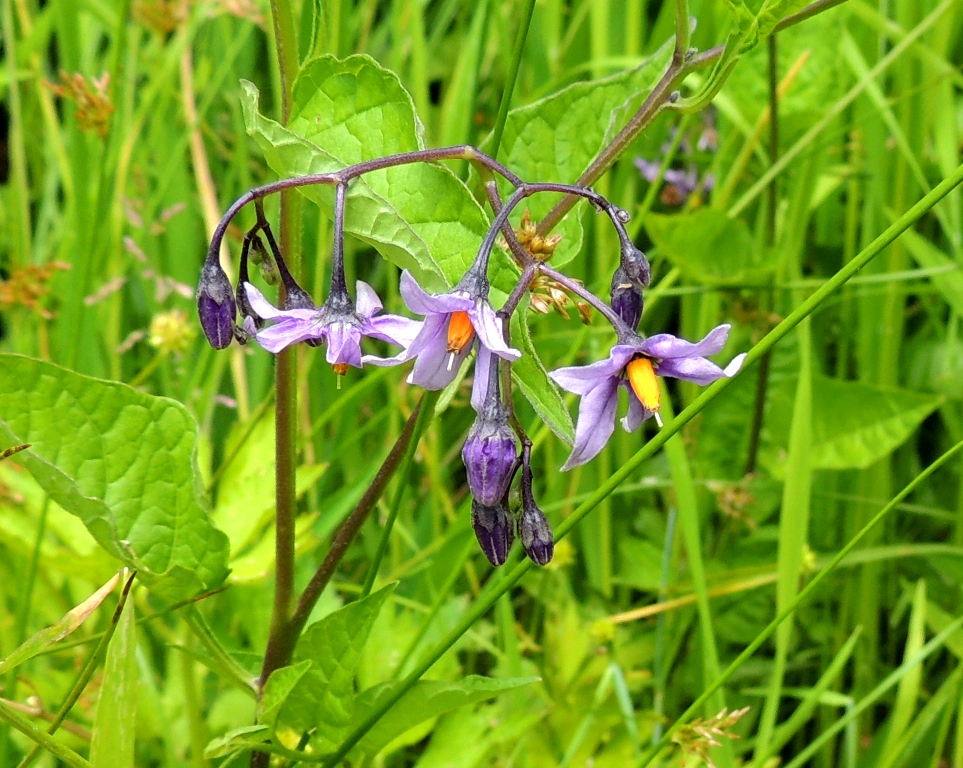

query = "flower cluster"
[197,165,745,568]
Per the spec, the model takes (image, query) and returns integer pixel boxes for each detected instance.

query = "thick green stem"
[488,0,537,160]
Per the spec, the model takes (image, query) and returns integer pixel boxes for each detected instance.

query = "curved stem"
[206,147,523,272]
[472,181,635,277]
[497,263,539,323]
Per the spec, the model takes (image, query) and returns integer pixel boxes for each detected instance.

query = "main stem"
[256,2,300,767]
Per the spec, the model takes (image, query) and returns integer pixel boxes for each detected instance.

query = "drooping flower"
[243,281,421,370]
[398,269,520,393]
[549,324,746,470]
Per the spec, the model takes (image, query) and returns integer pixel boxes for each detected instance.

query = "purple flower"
[549,324,746,470]
[243,281,421,370]
[398,270,520,393]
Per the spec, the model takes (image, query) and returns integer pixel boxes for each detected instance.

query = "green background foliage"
[1,0,963,766]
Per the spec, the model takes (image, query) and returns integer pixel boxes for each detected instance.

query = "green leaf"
[0,355,230,601]
[346,675,539,759]
[258,659,313,730]
[265,584,396,744]
[240,55,491,290]
[808,377,942,470]
[89,584,136,768]
[510,309,574,445]
[899,226,963,317]
[644,209,774,285]
[0,573,119,675]
[808,377,943,470]
[493,45,671,266]
[204,725,270,759]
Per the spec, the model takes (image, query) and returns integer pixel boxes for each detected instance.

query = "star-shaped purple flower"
[243,281,421,368]
[398,270,520,399]
[549,324,746,470]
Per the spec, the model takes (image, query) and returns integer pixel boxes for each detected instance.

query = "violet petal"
[638,324,730,359]
[561,377,620,470]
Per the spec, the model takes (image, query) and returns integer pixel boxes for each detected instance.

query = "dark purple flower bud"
[462,409,518,507]
[197,258,236,349]
[610,266,644,332]
[621,243,651,288]
[518,444,553,565]
[471,500,514,566]
[518,503,554,566]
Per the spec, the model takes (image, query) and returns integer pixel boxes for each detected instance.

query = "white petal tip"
[724,353,748,377]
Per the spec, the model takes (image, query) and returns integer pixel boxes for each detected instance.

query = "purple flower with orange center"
[398,269,521,392]
[549,324,746,470]
[243,281,420,374]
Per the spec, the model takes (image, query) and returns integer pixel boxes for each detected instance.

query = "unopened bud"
[610,266,644,331]
[518,503,554,566]
[462,413,518,506]
[518,445,554,565]
[471,500,514,566]
[197,259,236,349]
[621,244,651,287]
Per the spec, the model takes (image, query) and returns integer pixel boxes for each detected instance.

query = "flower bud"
[621,243,651,288]
[462,413,518,506]
[471,500,514,566]
[518,502,554,566]
[518,444,553,565]
[610,266,643,332]
[197,258,236,349]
